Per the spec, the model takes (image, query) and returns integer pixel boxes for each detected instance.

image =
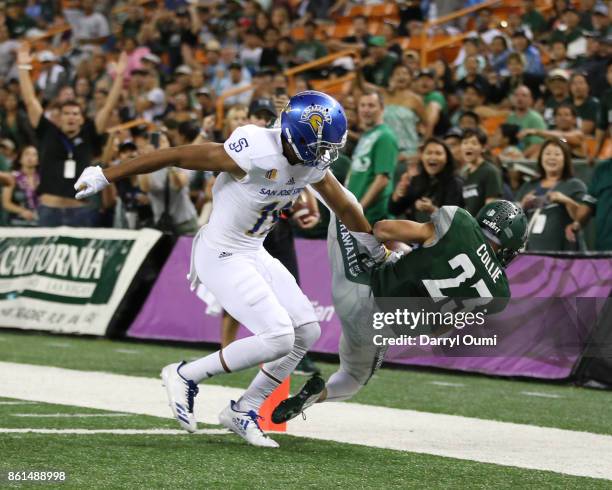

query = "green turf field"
[0,330,611,488]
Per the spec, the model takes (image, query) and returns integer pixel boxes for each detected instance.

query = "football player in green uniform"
[272,198,527,423]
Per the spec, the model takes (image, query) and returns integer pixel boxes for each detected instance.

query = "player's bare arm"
[373,219,435,245]
[312,171,372,233]
[75,143,244,199]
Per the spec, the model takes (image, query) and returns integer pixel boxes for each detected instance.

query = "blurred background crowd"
[0,0,611,253]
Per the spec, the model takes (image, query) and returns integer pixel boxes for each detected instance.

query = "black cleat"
[293,355,321,376]
[272,375,325,424]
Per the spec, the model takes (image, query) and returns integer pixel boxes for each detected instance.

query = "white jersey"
[202,125,327,251]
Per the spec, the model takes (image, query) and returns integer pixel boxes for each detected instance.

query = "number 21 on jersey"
[422,254,492,298]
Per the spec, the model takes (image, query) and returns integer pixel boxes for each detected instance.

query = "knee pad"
[294,322,321,351]
[258,329,295,360]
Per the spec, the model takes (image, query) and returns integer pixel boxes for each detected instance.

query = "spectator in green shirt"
[506,85,547,157]
[460,128,503,216]
[346,92,398,225]
[572,158,612,250]
[293,21,327,64]
[414,68,450,137]
[522,0,547,37]
[361,36,398,88]
[517,139,586,251]
[569,71,600,135]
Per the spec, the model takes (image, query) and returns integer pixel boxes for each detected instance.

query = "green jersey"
[370,206,510,300]
[347,123,398,224]
[582,159,612,251]
[461,161,503,217]
[506,109,547,149]
[383,105,419,155]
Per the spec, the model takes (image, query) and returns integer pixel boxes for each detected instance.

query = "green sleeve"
[426,92,447,112]
[372,132,398,176]
[483,165,503,199]
[565,178,587,201]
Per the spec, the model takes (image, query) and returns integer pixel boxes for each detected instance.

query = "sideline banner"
[128,237,612,379]
[0,227,163,335]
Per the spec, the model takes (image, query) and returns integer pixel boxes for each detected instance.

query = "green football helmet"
[476,200,528,267]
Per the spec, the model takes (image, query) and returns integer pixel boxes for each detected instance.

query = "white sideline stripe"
[0,428,230,435]
[0,401,38,405]
[114,349,140,355]
[12,413,132,418]
[0,362,611,481]
[521,391,563,399]
[430,381,465,387]
[46,343,71,348]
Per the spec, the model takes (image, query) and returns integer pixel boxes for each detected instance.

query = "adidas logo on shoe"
[285,177,295,186]
[218,251,233,259]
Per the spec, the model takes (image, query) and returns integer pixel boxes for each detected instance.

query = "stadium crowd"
[0,0,611,252]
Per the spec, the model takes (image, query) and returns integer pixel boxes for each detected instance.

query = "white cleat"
[219,401,280,448]
[161,361,199,433]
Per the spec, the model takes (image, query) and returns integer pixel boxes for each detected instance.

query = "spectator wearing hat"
[511,29,545,76]
[569,71,600,135]
[17,45,128,227]
[414,69,450,138]
[361,36,397,88]
[194,87,214,119]
[293,21,327,64]
[35,51,69,103]
[590,5,610,37]
[443,128,465,170]
[451,83,485,127]
[506,85,547,156]
[347,92,398,225]
[572,31,610,97]
[542,68,571,127]
[130,68,166,122]
[248,98,277,128]
[110,139,152,230]
[218,62,252,107]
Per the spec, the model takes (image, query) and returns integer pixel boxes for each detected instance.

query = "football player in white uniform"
[74,91,389,448]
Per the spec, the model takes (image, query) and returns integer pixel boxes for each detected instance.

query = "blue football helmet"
[280,90,347,169]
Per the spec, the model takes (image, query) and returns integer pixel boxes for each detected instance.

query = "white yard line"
[521,391,563,399]
[0,362,611,481]
[11,413,132,418]
[113,349,140,355]
[0,401,38,405]
[430,381,465,387]
[1,428,230,435]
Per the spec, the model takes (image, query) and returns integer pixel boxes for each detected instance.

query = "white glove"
[351,231,388,264]
[74,165,109,199]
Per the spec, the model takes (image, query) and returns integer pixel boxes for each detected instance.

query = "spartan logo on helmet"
[299,104,332,137]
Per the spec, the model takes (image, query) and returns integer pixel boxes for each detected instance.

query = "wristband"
[18,64,33,71]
